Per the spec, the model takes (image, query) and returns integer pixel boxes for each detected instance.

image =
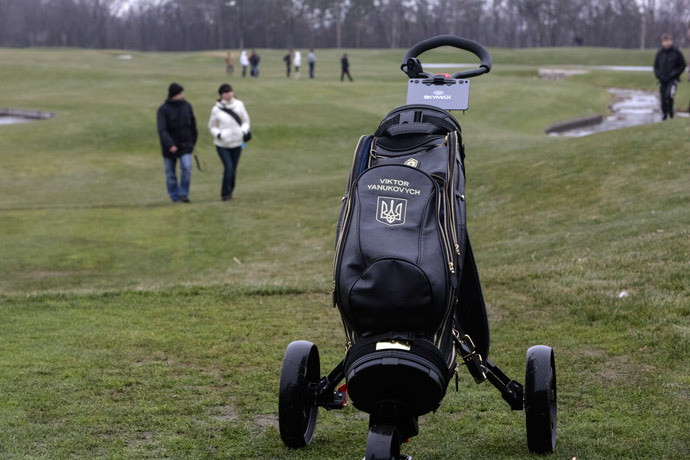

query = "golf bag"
[332,104,490,432]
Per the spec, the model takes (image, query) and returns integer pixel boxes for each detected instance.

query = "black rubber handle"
[383,123,444,137]
[401,34,492,79]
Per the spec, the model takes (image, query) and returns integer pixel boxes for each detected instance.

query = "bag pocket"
[372,145,449,179]
[349,258,434,334]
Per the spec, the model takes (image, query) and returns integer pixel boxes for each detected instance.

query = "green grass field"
[0,46,688,459]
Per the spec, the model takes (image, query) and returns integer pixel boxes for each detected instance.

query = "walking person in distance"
[283,49,292,78]
[308,48,316,78]
[654,33,686,120]
[156,82,197,203]
[341,53,353,82]
[240,50,249,77]
[293,50,302,79]
[208,84,251,201]
[249,50,260,77]
[225,51,234,75]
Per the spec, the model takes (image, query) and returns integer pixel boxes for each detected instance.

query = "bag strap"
[455,234,490,359]
[193,153,205,172]
[217,103,243,126]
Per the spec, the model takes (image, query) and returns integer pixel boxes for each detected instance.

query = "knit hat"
[218,83,233,95]
[168,82,184,99]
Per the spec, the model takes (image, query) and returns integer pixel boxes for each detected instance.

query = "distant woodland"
[1,0,688,50]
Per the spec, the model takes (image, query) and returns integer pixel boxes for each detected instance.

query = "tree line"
[1,0,689,51]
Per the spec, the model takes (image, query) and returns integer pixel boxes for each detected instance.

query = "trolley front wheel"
[278,340,320,448]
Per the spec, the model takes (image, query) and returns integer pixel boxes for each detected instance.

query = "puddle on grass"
[0,116,36,125]
[552,88,687,137]
[0,109,54,125]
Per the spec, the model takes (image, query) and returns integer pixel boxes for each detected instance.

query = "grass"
[0,45,688,459]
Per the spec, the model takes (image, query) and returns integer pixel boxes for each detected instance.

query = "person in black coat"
[249,50,260,77]
[283,50,292,78]
[340,53,353,82]
[653,33,687,120]
[157,83,198,202]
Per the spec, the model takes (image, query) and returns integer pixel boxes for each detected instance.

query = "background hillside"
[0,46,688,459]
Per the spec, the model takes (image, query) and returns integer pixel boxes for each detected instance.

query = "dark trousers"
[309,62,314,78]
[216,145,242,198]
[341,69,353,81]
[660,80,678,119]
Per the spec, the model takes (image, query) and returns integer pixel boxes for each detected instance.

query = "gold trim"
[376,341,411,351]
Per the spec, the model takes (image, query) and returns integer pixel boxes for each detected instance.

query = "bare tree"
[1,0,688,50]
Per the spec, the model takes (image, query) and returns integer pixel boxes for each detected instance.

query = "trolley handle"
[401,34,492,79]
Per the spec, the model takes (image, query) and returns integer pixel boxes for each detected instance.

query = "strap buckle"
[453,329,487,383]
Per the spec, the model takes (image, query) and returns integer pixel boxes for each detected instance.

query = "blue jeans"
[163,153,192,201]
[216,146,242,198]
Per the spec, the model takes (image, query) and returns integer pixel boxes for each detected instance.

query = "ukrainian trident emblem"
[376,196,407,226]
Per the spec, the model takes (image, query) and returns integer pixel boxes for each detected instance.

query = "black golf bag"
[332,104,489,430]
[279,35,556,460]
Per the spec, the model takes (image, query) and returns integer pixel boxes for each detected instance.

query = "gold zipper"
[447,132,460,257]
[431,174,455,275]
[433,281,457,359]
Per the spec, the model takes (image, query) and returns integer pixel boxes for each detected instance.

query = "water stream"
[0,110,54,125]
[551,88,686,137]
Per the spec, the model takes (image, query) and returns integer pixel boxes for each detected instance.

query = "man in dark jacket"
[340,53,353,82]
[157,83,197,202]
[283,50,292,77]
[249,50,260,77]
[654,33,687,120]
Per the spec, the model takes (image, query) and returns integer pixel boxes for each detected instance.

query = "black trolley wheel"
[525,345,557,454]
[365,424,400,460]
[278,340,320,448]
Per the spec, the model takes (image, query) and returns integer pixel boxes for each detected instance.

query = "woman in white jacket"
[293,50,302,79]
[240,50,249,77]
[208,83,250,201]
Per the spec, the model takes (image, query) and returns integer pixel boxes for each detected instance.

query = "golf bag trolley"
[279,35,557,459]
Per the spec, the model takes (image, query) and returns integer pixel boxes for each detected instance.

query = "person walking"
[293,50,302,79]
[208,83,251,201]
[283,49,292,78]
[341,53,353,82]
[308,49,316,79]
[654,33,686,120]
[240,50,249,77]
[157,83,197,203]
[249,50,260,77]
[225,51,234,75]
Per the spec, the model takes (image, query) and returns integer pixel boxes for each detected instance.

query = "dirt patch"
[134,351,178,367]
[124,431,154,447]
[211,404,239,422]
[595,354,657,383]
[23,271,71,280]
[209,404,277,429]
[581,346,606,359]
[253,414,278,429]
